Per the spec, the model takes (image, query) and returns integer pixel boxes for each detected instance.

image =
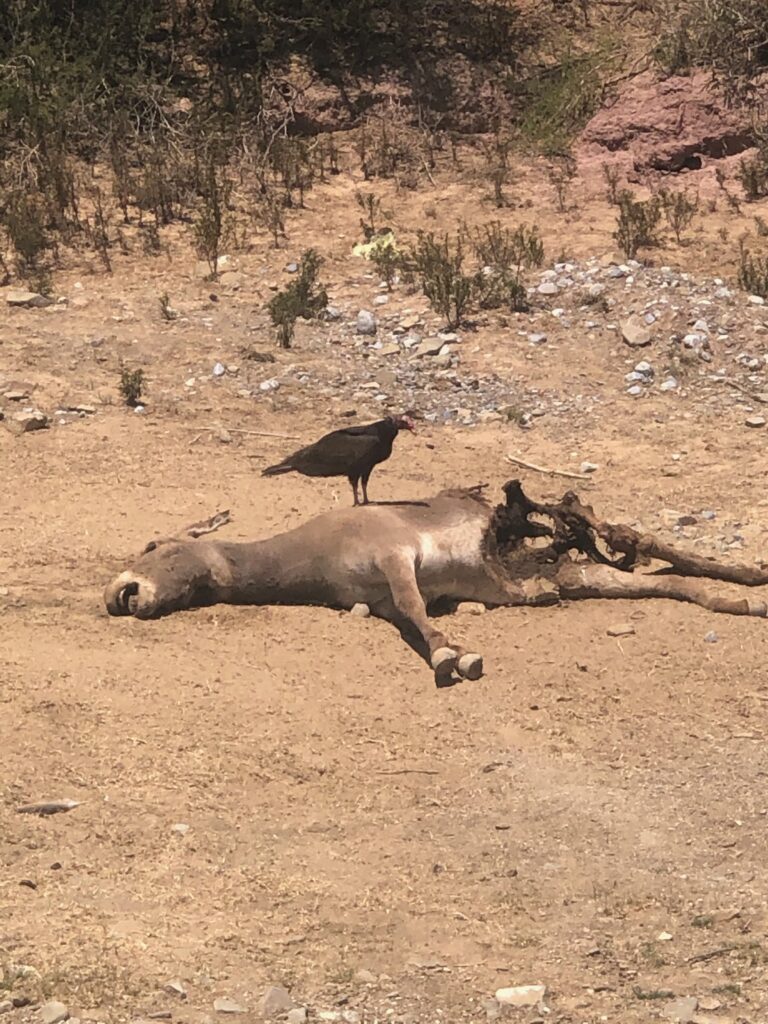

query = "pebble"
[285,262,298,273]
[537,282,559,295]
[660,377,679,391]
[373,294,389,306]
[528,333,547,345]
[627,384,643,396]
[40,1003,69,1024]
[171,823,190,835]
[354,969,377,984]
[259,378,280,392]
[213,998,246,1014]
[745,415,766,427]
[0,1002,11,1015]
[457,602,486,615]
[261,986,292,1017]
[350,603,370,618]
[212,362,226,377]
[164,979,187,997]
[607,623,635,637]
[580,461,599,473]
[704,631,719,643]
[287,1012,307,1024]
[748,294,765,305]
[323,305,342,320]
[356,310,377,335]
[634,360,653,376]
[621,315,652,347]
[661,996,698,1023]
[495,985,546,1008]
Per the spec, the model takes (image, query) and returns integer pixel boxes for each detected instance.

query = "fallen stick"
[17,799,81,816]
[187,426,300,440]
[506,455,591,481]
[687,944,740,965]
[717,378,768,404]
[377,768,440,776]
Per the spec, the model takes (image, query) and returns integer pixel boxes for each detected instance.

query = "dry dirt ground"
[2,155,768,1024]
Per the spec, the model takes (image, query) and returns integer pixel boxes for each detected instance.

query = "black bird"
[262,414,416,505]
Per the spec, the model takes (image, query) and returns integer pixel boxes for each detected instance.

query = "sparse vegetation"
[659,188,699,244]
[267,248,328,348]
[602,162,622,205]
[738,240,768,297]
[193,160,233,279]
[614,191,662,259]
[411,232,475,328]
[119,367,145,407]
[470,221,544,312]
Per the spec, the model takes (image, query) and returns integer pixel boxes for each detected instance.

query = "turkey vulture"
[262,414,416,505]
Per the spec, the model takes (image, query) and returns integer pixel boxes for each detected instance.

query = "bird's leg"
[360,471,372,503]
[350,477,360,506]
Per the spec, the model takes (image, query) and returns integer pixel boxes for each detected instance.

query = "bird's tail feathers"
[261,462,295,477]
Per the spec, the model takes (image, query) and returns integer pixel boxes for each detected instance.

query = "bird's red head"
[393,413,416,433]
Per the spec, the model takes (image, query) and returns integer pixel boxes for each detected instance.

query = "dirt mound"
[576,70,755,185]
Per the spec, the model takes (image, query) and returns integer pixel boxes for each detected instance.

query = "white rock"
[580,461,599,474]
[627,384,643,396]
[212,362,226,377]
[259,378,280,392]
[287,1011,307,1024]
[746,415,766,427]
[373,294,389,306]
[356,310,377,335]
[528,332,547,345]
[171,823,190,835]
[350,603,370,618]
[40,1003,69,1024]
[457,602,486,615]
[660,377,678,391]
[607,623,635,637]
[5,289,54,308]
[748,294,765,305]
[3,409,49,435]
[213,998,246,1014]
[661,996,698,1023]
[537,281,559,295]
[261,986,292,1017]
[495,985,546,1008]
[621,315,652,347]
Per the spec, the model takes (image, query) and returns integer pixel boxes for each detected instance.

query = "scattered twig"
[17,799,81,816]
[421,158,437,187]
[377,768,440,776]
[506,455,591,481]
[717,378,768,404]
[188,425,300,439]
[687,944,740,965]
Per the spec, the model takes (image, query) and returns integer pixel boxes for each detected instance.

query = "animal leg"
[349,476,360,506]
[361,473,371,505]
[557,562,768,617]
[381,556,483,685]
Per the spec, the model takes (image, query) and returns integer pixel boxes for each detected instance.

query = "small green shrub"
[2,192,55,292]
[658,187,699,243]
[356,191,383,240]
[267,248,328,348]
[471,221,545,312]
[368,234,402,290]
[119,367,145,407]
[737,152,768,201]
[602,162,621,205]
[738,240,768,297]
[411,232,475,328]
[614,191,662,259]
[193,160,232,278]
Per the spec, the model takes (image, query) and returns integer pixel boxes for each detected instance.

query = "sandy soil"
[2,150,768,1024]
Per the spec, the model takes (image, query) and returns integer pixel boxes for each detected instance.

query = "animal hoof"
[748,598,768,617]
[457,653,484,680]
[431,647,458,686]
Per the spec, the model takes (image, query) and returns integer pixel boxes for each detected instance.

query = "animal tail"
[261,461,295,477]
